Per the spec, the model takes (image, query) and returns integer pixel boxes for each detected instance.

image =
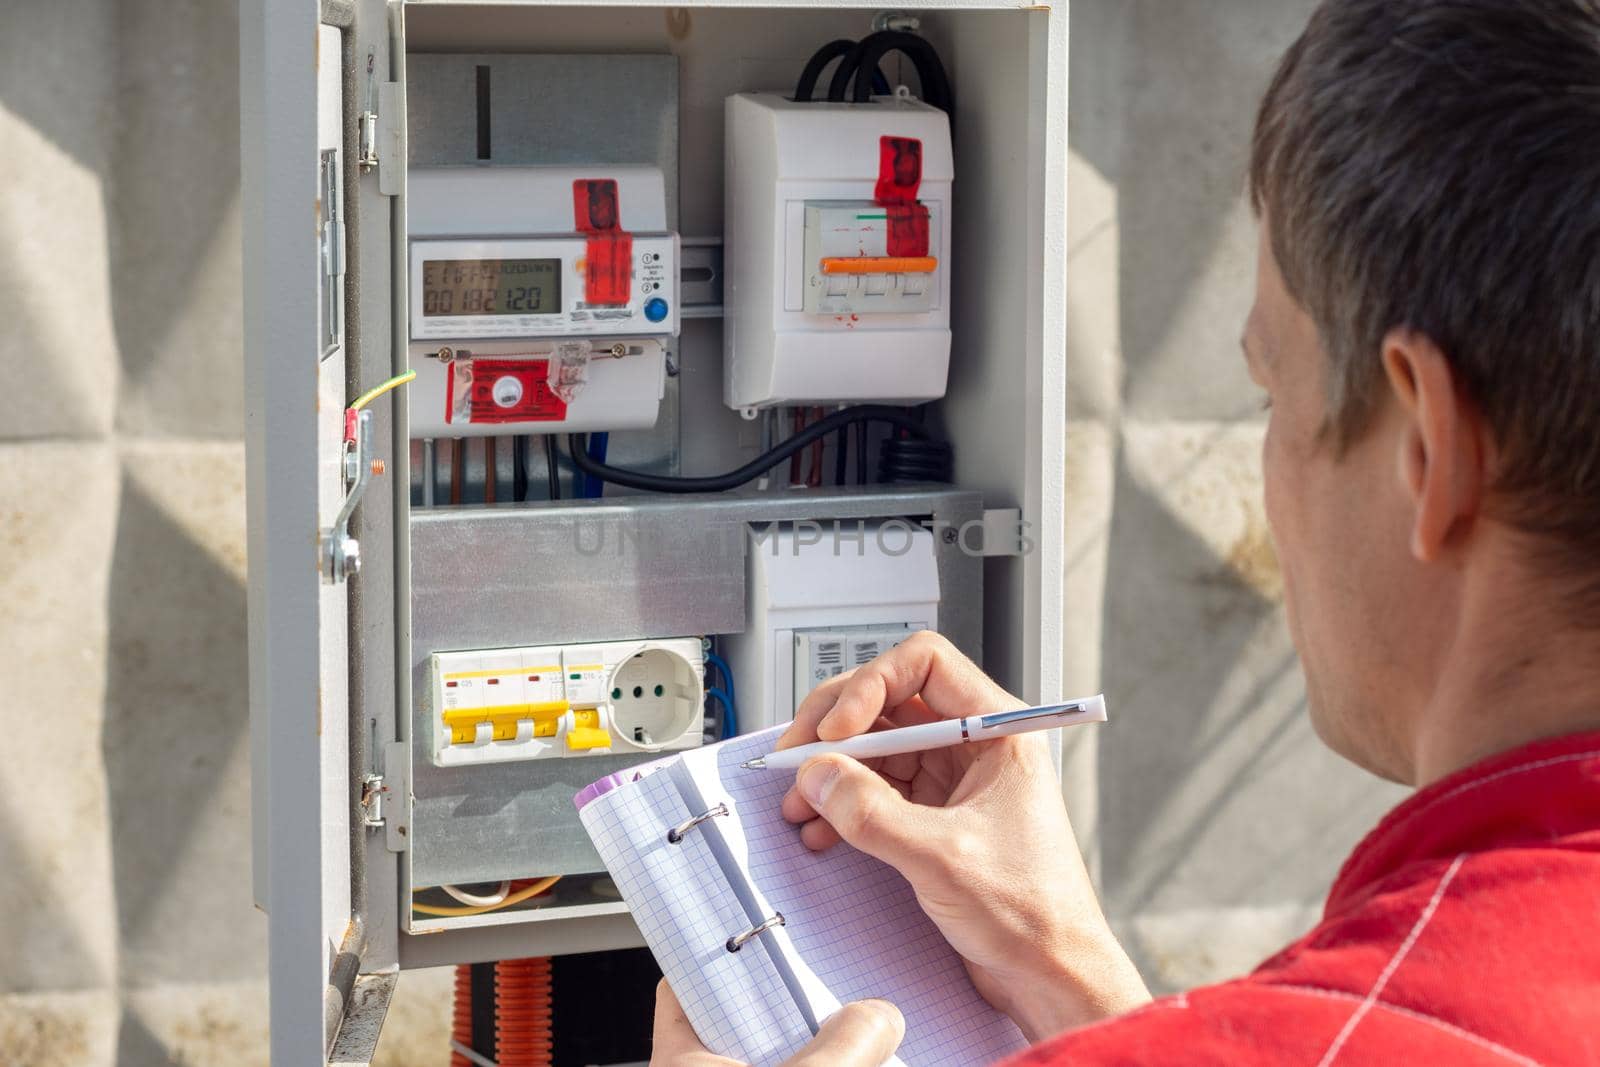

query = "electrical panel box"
[244,4,1069,1061]
[428,638,706,766]
[724,92,954,411]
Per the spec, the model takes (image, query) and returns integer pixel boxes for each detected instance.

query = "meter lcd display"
[421,258,561,316]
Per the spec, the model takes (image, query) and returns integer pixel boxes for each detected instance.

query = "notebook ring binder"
[667,802,730,844]
[725,911,786,953]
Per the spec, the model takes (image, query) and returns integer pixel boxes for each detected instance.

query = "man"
[655,0,1600,1061]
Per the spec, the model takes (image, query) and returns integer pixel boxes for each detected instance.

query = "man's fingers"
[815,632,1020,742]
[651,981,741,1066]
[799,817,843,851]
[781,1000,905,1067]
[780,668,859,749]
[796,755,941,873]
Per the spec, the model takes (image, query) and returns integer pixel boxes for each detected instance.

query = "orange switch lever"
[819,256,939,275]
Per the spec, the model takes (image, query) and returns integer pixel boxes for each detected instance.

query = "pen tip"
[740,758,765,770]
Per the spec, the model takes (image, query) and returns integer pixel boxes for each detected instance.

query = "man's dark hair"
[1251,0,1600,593]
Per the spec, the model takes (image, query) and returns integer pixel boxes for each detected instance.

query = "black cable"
[855,422,868,486]
[833,426,848,485]
[795,38,890,103]
[827,31,952,116]
[568,406,935,494]
[795,39,854,101]
[513,433,528,502]
[543,435,561,500]
[850,32,952,111]
[879,434,953,483]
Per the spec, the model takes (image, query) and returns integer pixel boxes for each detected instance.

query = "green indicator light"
[570,673,582,681]
[855,213,887,220]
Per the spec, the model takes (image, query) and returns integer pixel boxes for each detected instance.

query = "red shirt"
[1008,730,1600,1066]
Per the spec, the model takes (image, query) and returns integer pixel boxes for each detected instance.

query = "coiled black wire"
[567,406,947,494]
[879,434,953,484]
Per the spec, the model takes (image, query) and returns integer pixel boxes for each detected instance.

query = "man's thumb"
[797,756,931,869]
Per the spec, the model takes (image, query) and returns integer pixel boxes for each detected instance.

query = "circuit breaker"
[429,638,705,766]
[793,624,925,712]
[723,92,954,411]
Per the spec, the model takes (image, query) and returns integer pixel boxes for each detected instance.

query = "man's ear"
[1380,329,1490,561]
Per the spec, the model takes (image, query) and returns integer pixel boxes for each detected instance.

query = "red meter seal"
[875,136,931,258]
[572,179,634,306]
[445,358,569,425]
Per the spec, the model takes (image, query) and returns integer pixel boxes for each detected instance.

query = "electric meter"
[407,165,679,435]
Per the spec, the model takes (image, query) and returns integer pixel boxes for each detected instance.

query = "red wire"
[789,408,805,486]
[808,406,825,487]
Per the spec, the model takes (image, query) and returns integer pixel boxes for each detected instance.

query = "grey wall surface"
[1064,0,1407,990]
[0,0,1406,1062]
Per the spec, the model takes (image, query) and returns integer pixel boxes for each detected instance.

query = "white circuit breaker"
[793,624,925,710]
[407,165,680,436]
[429,637,705,767]
[723,523,941,731]
[723,93,954,411]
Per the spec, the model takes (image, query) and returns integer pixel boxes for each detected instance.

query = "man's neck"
[1411,551,1600,787]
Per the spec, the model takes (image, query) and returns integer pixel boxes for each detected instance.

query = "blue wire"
[585,432,609,498]
[706,687,737,739]
[704,651,738,713]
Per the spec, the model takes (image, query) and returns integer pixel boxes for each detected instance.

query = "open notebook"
[575,725,1027,1066]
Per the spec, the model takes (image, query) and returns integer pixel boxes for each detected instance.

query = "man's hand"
[778,631,1151,1041]
[651,980,904,1066]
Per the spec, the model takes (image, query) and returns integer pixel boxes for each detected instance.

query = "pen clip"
[976,703,1086,729]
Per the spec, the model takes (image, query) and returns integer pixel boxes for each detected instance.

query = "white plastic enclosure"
[724,92,955,411]
[724,525,942,733]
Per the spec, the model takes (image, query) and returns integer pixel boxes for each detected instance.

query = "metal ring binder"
[666,802,729,844]
[726,912,786,953]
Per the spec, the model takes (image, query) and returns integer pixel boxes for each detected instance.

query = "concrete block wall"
[0,0,1408,1060]
[1066,0,1408,990]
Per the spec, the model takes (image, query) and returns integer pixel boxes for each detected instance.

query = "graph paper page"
[578,761,813,1065]
[675,728,1028,1066]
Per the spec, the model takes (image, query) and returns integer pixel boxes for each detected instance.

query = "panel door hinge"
[365,740,411,852]
[358,772,387,828]
[357,109,379,170]
[358,82,404,196]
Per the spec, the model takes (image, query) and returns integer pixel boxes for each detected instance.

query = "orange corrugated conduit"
[495,956,554,1067]
[449,964,474,1067]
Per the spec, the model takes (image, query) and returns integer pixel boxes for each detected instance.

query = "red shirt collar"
[1326,729,1600,917]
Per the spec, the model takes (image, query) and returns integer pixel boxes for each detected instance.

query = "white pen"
[738,695,1108,771]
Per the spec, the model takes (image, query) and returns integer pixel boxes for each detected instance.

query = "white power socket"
[429,637,705,767]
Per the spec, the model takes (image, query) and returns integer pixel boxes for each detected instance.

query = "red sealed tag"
[875,136,923,205]
[447,359,569,425]
[885,203,931,257]
[573,179,620,233]
[582,231,633,306]
[573,178,632,306]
